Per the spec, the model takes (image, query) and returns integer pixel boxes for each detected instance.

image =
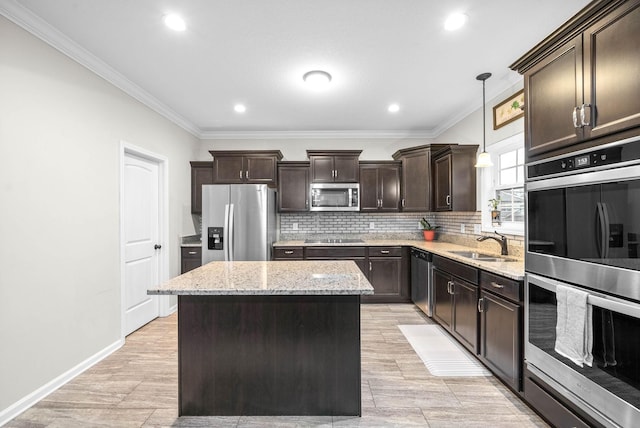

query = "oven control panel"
[527,138,640,179]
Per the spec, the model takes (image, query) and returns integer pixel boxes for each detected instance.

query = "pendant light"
[475,72,494,168]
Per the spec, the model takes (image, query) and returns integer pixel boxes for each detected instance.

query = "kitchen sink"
[448,250,517,262]
[304,238,365,244]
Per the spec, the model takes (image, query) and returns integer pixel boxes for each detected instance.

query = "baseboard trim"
[160,303,177,317]
[0,338,124,426]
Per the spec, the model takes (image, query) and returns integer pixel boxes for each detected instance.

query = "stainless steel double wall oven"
[525,136,640,427]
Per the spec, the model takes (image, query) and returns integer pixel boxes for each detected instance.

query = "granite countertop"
[181,242,201,248]
[180,234,201,248]
[148,260,374,296]
[274,239,524,280]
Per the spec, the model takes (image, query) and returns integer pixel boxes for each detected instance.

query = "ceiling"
[2,0,591,139]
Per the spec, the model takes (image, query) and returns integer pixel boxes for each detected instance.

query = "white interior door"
[123,153,160,335]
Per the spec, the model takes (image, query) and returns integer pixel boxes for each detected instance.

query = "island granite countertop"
[274,239,524,281]
[148,260,374,296]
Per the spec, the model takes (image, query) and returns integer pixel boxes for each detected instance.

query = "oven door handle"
[601,202,611,259]
[527,273,640,319]
[596,202,606,259]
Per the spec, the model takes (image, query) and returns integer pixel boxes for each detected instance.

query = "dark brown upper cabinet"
[511,0,640,161]
[190,161,213,214]
[432,145,478,212]
[209,150,283,186]
[359,162,401,212]
[277,161,310,212]
[392,144,447,212]
[307,150,361,183]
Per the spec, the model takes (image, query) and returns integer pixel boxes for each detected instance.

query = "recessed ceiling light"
[302,70,332,89]
[388,104,400,113]
[444,12,467,31]
[234,104,246,113]
[164,14,186,31]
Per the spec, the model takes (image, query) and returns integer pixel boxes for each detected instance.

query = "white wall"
[197,81,525,162]
[437,80,525,148]
[0,16,199,414]
[196,137,435,161]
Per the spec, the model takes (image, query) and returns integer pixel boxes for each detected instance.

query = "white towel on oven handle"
[554,284,593,368]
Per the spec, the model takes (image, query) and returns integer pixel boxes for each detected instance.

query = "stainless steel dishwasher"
[410,248,432,317]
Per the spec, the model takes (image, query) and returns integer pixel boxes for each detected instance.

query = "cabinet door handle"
[447,280,454,295]
[188,251,197,255]
[335,169,338,179]
[380,250,390,254]
[401,198,405,208]
[580,103,591,127]
[284,250,294,255]
[239,170,243,179]
[369,261,372,271]
[477,297,484,313]
[446,195,451,206]
[572,106,580,128]
[490,281,504,289]
[246,170,249,179]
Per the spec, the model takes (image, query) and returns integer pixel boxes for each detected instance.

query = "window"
[481,133,524,235]
[496,147,525,224]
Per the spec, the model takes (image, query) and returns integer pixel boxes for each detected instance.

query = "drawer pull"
[380,250,390,254]
[477,297,484,313]
[284,250,294,255]
[188,251,197,255]
[490,281,505,289]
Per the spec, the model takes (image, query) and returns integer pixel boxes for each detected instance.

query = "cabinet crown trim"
[510,0,629,73]
[306,150,362,157]
[209,150,283,160]
[391,144,450,160]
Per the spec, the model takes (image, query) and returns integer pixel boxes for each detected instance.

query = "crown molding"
[1,1,524,142]
[430,71,524,138]
[199,129,438,140]
[0,0,200,137]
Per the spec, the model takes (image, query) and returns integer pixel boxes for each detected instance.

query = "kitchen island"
[148,260,374,416]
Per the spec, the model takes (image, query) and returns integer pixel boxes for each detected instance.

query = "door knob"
[154,244,162,250]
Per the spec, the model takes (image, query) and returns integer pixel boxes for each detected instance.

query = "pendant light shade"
[475,72,493,168]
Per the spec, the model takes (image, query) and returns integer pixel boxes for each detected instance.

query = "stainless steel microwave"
[309,183,360,211]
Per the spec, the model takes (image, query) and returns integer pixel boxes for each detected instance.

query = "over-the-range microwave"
[309,183,360,211]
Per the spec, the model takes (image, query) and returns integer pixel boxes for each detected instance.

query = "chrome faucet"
[477,231,509,256]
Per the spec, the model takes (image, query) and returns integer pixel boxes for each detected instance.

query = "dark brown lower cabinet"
[181,247,202,274]
[364,246,409,303]
[451,278,479,353]
[432,256,479,354]
[478,270,523,392]
[304,247,367,276]
[272,246,304,260]
[300,246,408,303]
[433,269,453,329]
[178,294,361,416]
[479,290,521,390]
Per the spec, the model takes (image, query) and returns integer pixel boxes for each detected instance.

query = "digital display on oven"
[574,154,590,167]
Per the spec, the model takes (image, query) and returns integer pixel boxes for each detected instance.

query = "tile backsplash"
[279,211,524,257]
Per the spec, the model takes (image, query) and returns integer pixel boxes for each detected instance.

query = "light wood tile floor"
[7,304,548,427]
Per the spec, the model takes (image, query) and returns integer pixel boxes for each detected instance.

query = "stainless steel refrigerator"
[201,184,277,264]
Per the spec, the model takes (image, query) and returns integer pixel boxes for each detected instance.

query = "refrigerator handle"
[224,204,230,261]
[228,203,235,261]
